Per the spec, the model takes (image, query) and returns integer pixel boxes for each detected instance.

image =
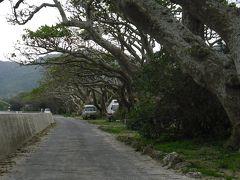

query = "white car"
[82,105,97,119]
[106,99,119,120]
[44,108,51,113]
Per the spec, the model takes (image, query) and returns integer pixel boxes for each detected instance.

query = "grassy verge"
[88,119,240,179]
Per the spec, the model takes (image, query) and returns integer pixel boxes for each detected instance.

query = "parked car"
[44,108,51,113]
[106,99,119,120]
[82,105,97,119]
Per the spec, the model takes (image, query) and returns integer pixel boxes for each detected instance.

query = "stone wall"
[0,113,54,160]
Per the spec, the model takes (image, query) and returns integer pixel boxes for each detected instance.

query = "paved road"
[1,116,191,180]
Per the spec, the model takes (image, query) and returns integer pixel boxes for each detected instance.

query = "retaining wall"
[0,113,55,160]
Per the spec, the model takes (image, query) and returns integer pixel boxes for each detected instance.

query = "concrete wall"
[0,113,54,160]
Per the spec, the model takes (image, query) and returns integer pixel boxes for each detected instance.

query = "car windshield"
[85,107,96,111]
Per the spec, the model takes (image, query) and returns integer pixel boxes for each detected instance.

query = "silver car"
[82,105,97,119]
[44,108,51,113]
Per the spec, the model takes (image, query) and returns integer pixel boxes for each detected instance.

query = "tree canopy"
[2,0,240,150]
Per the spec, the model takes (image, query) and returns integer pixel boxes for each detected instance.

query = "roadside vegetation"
[1,0,240,178]
[7,25,239,179]
[89,120,240,179]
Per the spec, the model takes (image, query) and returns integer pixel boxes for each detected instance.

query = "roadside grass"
[88,119,240,179]
[88,119,136,135]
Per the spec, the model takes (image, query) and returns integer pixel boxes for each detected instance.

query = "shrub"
[128,51,230,140]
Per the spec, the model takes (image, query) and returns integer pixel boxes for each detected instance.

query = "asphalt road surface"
[1,116,191,180]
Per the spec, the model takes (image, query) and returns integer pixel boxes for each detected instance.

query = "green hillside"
[0,61,43,98]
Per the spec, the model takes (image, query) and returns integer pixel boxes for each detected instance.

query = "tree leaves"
[26,25,71,39]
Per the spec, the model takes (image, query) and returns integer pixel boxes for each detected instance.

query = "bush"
[128,51,230,140]
[110,108,128,121]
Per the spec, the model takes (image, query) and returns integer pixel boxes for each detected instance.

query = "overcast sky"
[0,1,60,61]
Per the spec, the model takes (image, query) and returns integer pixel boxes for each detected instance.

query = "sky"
[0,1,60,61]
[0,0,239,61]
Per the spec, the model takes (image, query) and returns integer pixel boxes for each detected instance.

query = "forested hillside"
[0,61,42,97]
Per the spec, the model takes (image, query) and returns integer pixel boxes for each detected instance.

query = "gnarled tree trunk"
[111,0,240,150]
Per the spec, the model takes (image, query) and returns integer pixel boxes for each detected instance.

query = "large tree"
[39,54,127,114]
[109,0,240,149]
[6,0,240,149]
[11,0,157,110]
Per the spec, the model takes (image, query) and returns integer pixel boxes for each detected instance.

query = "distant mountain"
[0,61,43,98]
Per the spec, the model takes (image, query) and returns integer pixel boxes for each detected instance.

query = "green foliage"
[89,120,240,179]
[111,108,128,121]
[7,83,67,113]
[156,141,240,178]
[220,0,229,6]
[126,96,158,136]
[0,101,9,111]
[127,50,230,139]
[8,94,24,111]
[88,119,133,134]
[24,24,71,40]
